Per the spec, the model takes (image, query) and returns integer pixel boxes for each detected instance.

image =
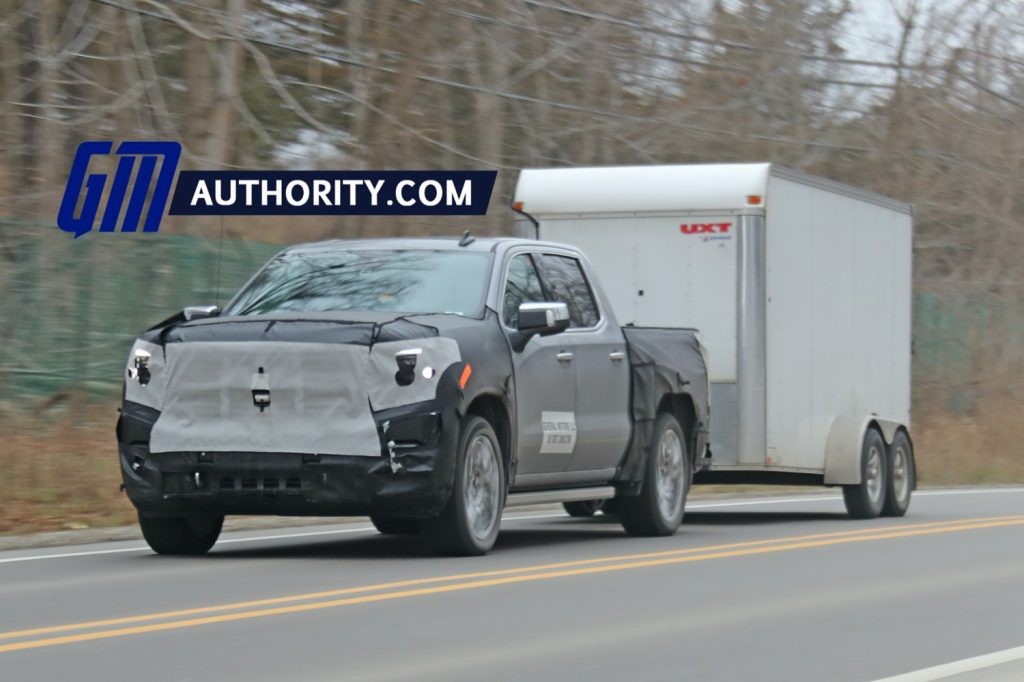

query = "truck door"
[502,252,578,476]
[534,253,632,475]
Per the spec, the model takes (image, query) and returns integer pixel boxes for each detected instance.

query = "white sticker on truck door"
[540,411,577,454]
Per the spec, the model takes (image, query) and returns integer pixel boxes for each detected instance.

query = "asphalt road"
[2,488,1024,682]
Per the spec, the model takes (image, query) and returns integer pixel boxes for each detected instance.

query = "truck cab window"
[536,254,600,328]
[503,254,546,327]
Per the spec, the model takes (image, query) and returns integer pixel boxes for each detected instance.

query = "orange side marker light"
[458,363,473,389]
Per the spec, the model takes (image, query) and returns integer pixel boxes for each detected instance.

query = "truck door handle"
[556,351,574,363]
[609,351,625,362]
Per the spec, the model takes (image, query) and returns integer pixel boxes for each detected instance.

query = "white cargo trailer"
[513,163,915,518]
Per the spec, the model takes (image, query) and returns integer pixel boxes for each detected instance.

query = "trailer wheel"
[563,500,604,517]
[138,513,223,555]
[842,428,888,519]
[369,515,422,535]
[619,413,689,536]
[428,416,505,556]
[881,431,914,517]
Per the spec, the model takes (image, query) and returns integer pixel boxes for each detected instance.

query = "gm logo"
[57,141,180,238]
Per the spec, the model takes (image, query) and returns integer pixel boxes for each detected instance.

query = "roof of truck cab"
[513,163,911,214]
[281,236,580,255]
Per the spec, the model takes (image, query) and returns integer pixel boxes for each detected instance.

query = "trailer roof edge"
[769,165,913,216]
[513,163,913,216]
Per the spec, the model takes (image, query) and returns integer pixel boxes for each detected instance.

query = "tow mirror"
[183,305,220,321]
[511,302,570,351]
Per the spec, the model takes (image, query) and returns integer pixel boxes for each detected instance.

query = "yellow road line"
[2,516,1023,654]
[1,515,1017,642]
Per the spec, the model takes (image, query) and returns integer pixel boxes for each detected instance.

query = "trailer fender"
[824,415,905,485]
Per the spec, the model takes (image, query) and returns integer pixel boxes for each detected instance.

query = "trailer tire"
[619,413,689,537]
[842,428,888,519]
[370,515,422,535]
[428,416,504,556]
[138,513,223,555]
[563,500,604,518]
[881,431,914,517]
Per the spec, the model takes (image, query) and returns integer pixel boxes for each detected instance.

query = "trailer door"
[629,216,737,382]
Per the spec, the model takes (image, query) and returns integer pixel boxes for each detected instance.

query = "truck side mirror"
[183,305,220,321]
[510,302,570,352]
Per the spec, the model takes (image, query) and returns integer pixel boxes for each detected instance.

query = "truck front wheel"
[428,416,505,556]
[138,513,223,555]
[619,413,689,536]
[842,428,888,519]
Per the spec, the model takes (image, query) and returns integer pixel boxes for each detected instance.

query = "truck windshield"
[224,250,492,317]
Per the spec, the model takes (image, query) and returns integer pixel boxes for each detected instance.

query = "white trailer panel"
[764,174,912,472]
[512,163,771,215]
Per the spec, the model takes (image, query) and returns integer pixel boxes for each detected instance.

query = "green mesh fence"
[913,289,1024,412]
[1,218,1020,413]
[0,220,282,399]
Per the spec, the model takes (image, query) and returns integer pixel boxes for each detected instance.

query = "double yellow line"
[3,514,1023,654]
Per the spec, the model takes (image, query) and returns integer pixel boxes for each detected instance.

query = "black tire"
[138,513,223,555]
[370,515,422,535]
[428,416,505,556]
[881,430,914,517]
[563,500,605,518]
[619,413,690,537]
[842,427,888,519]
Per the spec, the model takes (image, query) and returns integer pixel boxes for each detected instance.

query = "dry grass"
[0,396,135,534]
[914,402,1024,485]
[0,392,1022,536]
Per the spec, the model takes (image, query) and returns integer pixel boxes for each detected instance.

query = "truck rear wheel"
[428,416,505,556]
[563,500,604,517]
[619,413,689,537]
[842,428,888,519]
[369,515,422,535]
[881,431,914,517]
[138,513,223,555]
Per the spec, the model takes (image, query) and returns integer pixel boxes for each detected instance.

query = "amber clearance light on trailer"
[746,194,763,205]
